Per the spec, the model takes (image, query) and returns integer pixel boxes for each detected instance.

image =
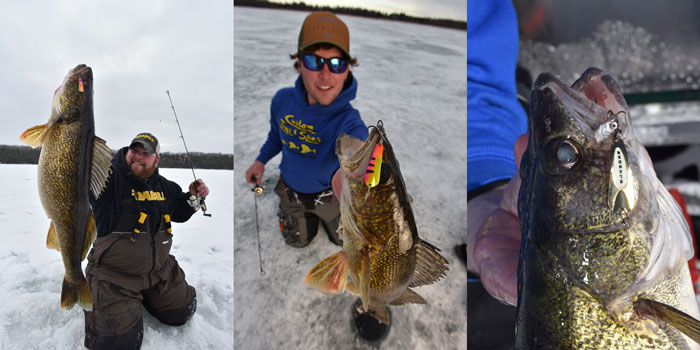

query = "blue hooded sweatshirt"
[256,75,368,194]
[467,0,528,194]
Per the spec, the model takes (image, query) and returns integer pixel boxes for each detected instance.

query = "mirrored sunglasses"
[302,54,348,74]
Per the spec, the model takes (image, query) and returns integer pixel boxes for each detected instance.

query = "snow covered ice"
[234,7,467,350]
[0,165,233,349]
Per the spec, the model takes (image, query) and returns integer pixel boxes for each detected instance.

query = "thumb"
[514,133,528,170]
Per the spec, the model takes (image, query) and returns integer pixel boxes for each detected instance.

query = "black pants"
[274,178,341,247]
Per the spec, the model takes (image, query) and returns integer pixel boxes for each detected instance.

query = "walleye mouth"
[344,124,387,167]
[71,64,91,76]
[532,68,630,142]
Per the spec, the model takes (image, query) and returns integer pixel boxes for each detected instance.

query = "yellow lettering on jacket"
[131,189,166,202]
[279,115,322,155]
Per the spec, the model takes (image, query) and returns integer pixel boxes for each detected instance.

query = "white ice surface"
[0,164,233,349]
[234,7,467,350]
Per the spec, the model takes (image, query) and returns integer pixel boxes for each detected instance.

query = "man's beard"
[129,160,157,179]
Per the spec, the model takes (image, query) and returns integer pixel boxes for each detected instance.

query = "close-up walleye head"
[49,64,93,127]
[521,67,655,236]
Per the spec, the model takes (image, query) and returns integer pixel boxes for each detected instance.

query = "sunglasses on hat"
[302,54,348,74]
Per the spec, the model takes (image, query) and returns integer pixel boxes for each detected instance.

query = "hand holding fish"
[189,179,209,198]
[331,169,342,201]
[467,133,527,306]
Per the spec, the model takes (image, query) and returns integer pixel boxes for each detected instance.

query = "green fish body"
[517,68,700,349]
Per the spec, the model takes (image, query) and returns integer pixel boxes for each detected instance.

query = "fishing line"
[251,175,265,276]
[165,90,211,217]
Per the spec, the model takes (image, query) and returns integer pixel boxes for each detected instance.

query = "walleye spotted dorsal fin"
[90,136,113,199]
[409,239,449,288]
[303,251,348,295]
[389,288,427,305]
[634,298,700,345]
[19,123,52,148]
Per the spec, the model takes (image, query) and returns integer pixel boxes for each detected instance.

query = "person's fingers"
[466,185,506,272]
[245,169,254,184]
[473,208,521,306]
[500,133,528,217]
[500,172,521,216]
[331,170,343,201]
[514,133,528,169]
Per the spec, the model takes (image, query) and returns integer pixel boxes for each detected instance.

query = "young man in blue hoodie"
[245,11,367,248]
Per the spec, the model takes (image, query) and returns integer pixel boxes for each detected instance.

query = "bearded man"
[83,132,209,349]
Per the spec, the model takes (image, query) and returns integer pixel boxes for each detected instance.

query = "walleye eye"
[555,140,580,170]
[557,141,578,164]
[544,138,581,174]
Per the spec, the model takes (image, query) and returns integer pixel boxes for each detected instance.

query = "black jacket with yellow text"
[90,147,195,238]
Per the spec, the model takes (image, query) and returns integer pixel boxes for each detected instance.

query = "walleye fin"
[82,212,97,261]
[303,251,348,295]
[19,124,50,148]
[372,307,391,325]
[634,298,700,344]
[410,239,449,288]
[90,136,113,199]
[346,280,360,296]
[46,222,60,251]
[61,276,93,311]
[389,288,427,305]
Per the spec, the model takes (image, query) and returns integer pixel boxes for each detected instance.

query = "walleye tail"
[19,124,51,148]
[634,298,700,345]
[304,251,348,295]
[410,239,449,287]
[61,276,93,311]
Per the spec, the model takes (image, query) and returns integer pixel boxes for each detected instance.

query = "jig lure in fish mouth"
[597,111,638,212]
[78,77,84,93]
[364,141,384,187]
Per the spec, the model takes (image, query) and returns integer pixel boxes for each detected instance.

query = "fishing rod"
[165,90,211,217]
[251,175,265,276]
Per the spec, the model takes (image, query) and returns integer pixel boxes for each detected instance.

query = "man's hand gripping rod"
[166,90,211,217]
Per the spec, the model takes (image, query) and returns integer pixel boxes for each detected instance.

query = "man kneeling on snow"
[244,11,367,248]
[83,132,209,349]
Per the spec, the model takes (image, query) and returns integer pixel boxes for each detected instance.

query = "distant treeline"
[0,145,233,170]
[234,0,466,31]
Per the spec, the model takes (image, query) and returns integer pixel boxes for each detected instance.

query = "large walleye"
[304,121,448,324]
[20,64,112,311]
[517,67,700,349]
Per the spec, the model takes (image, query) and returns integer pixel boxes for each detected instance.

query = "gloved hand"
[467,133,527,306]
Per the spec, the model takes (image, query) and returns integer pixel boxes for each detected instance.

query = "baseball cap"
[298,11,350,58]
[129,132,160,155]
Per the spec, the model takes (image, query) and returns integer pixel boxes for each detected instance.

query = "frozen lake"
[0,164,233,349]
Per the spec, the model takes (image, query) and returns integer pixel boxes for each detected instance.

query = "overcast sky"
[1,1,233,154]
[273,0,467,22]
